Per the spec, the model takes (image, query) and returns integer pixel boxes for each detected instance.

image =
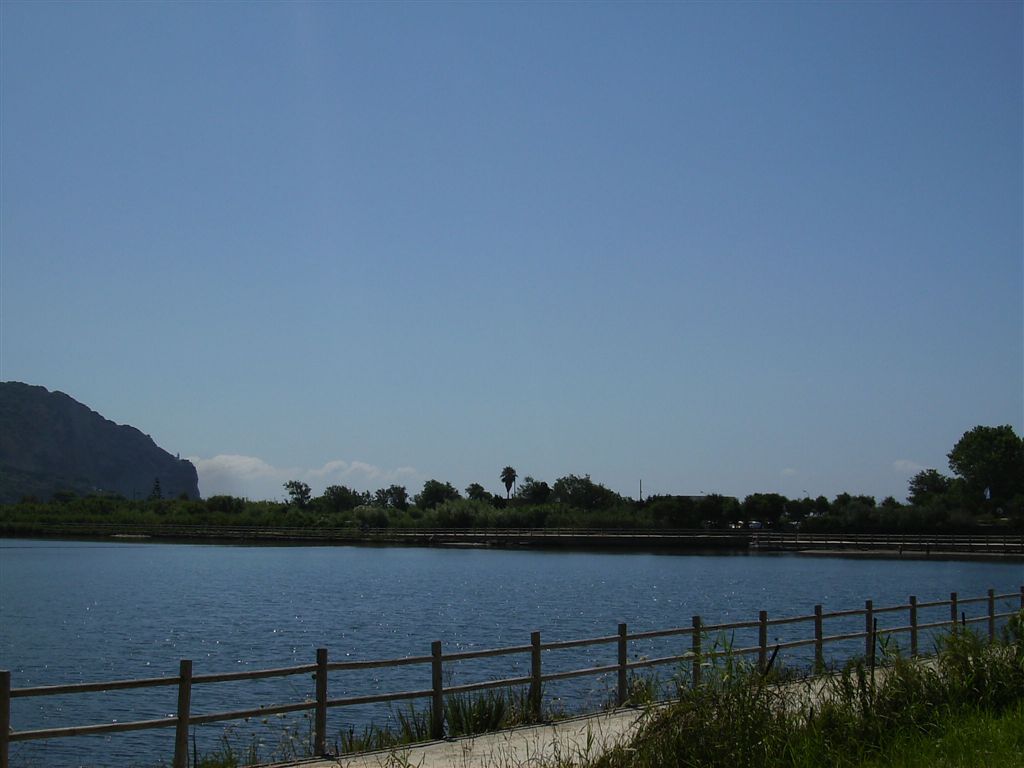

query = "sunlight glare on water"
[1,539,1020,767]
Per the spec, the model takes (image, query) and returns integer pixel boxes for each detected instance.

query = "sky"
[1,1,1021,504]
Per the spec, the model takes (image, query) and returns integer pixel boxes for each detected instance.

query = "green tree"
[465,483,492,502]
[833,493,875,510]
[947,425,1024,509]
[500,466,517,499]
[388,484,409,511]
[784,496,818,525]
[695,494,740,528]
[283,480,312,509]
[515,476,551,505]
[148,478,162,501]
[741,493,788,526]
[414,479,460,510]
[318,484,364,514]
[644,495,699,528]
[374,484,410,511]
[907,469,953,506]
[551,474,622,511]
[206,495,246,515]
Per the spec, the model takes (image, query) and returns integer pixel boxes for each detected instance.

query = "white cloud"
[892,459,928,475]
[195,454,278,479]
[187,454,425,500]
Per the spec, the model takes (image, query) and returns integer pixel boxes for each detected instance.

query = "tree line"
[2,425,1021,534]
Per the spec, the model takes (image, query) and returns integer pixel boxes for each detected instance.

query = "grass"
[189,717,311,767]
[857,700,1024,768]
[445,687,534,737]
[587,611,1024,768]
[188,685,539,766]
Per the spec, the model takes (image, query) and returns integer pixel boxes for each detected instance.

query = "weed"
[337,703,431,754]
[445,690,509,736]
[589,610,1024,768]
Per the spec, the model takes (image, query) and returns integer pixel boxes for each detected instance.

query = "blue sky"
[2,1,1021,503]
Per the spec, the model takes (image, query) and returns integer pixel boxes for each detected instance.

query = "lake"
[1,538,1020,767]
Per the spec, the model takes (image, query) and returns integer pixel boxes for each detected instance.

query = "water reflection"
[1,539,1019,767]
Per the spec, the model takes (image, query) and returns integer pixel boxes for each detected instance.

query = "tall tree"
[500,466,517,499]
[465,483,491,502]
[741,493,788,526]
[551,474,622,511]
[516,476,551,505]
[387,484,409,511]
[414,479,460,510]
[283,480,312,509]
[907,469,952,506]
[319,484,364,514]
[947,425,1024,508]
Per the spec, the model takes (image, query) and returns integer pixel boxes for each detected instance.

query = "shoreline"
[2,528,1022,561]
[792,548,1024,563]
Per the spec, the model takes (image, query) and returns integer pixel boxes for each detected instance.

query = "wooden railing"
[2,585,1022,768]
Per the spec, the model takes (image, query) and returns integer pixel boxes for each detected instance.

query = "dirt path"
[269,706,656,768]
[271,659,935,768]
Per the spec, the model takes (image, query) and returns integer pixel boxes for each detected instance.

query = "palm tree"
[500,466,517,499]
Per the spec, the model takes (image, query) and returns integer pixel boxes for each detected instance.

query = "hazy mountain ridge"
[0,382,200,503]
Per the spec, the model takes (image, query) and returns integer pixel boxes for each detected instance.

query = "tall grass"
[335,686,537,754]
[590,611,1024,768]
[856,700,1024,768]
[166,685,536,766]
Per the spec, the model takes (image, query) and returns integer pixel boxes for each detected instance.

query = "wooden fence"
[2,585,1022,768]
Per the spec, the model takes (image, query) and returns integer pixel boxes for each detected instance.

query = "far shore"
[2,527,1022,562]
[794,548,1024,563]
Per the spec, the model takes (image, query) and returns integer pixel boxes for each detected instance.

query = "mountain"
[0,382,200,503]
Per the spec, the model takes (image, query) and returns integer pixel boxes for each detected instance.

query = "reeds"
[590,610,1024,768]
[334,686,536,754]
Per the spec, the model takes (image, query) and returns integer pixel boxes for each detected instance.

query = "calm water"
[1,539,1021,767]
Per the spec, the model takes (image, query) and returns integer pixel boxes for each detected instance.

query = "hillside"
[0,382,200,503]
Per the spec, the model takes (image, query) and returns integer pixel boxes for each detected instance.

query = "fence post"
[530,631,542,721]
[315,648,328,756]
[173,660,192,768]
[950,592,958,634]
[813,605,823,671]
[617,623,628,706]
[864,600,874,662]
[909,596,918,658]
[758,610,768,673]
[1,670,10,768]
[691,616,702,689]
[430,641,444,740]
[987,589,996,642]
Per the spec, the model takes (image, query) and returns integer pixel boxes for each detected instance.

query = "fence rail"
[2,585,1022,768]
